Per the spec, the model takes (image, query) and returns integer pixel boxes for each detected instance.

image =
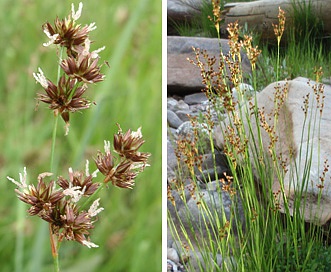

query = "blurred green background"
[0,0,161,271]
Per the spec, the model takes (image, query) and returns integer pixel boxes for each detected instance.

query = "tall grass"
[168,3,331,271]
[0,1,161,271]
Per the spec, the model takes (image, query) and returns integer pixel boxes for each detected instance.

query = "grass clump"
[168,3,331,271]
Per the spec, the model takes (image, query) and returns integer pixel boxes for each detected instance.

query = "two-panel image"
[1,0,331,271]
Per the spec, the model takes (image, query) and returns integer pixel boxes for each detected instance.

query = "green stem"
[276,39,280,82]
[50,114,59,172]
[49,224,60,272]
[49,46,63,271]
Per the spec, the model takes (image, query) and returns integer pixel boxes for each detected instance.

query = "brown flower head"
[94,140,134,187]
[57,165,100,197]
[54,199,103,248]
[109,160,139,189]
[94,141,137,188]
[8,169,63,221]
[42,2,96,57]
[34,70,90,124]
[113,125,150,163]
[94,140,116,178]
[94,137,149,189]
[272,7,286,42]
[61,54,104,84]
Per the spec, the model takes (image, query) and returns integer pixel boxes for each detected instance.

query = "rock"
[231,83,255,104]
[184,92,208,105]
[167,36,252,95]
[175,110,191,122]
[168,247,180,263]
[176,121,211,153]
[173,245,223,271]
[168,110,184,129]
[167,0,209,21]
[220,0,331,43]
[168,139,178,170]
[214,78,331,225]
[175,100,190,111]
[167,97,180,111]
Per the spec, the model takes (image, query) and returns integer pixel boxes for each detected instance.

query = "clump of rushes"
[170,1,330,271]
[8,3,150,272]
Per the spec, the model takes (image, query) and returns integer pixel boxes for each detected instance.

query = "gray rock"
[167,97,179,112]
[184,92,208,105]
[175,100,190,111]
[167,247,180,263]
[175,110,192,122]
[168,140,178,170]
[168,110,184,129]
[176,121,211,154]
[167,0,210,21]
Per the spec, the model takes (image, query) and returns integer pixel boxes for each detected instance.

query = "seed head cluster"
[95,124,150,189]
[272,7,286,44]
[8,124,150,247]
[33,2,105,134]
[8,166,102,248]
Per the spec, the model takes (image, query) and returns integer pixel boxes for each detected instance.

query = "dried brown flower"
[8,170,63,220]
[95,126,150,189]
[42,2,96,57]
[113,125,151,163]
[272,7,286,43]
[34,71,90,124]
[61,54,104,83]
[57,166,100,197]
[54,200,101,248]
[8,167,103,248]
[94,141,140,189]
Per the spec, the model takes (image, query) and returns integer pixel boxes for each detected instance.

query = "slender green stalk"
[48,47,63,272]
[49,224,59,272]
[276,39,280,82]
[50,114,59,173]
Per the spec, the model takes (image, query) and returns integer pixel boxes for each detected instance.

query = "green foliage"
[169,0,219,37]
[290,0,325,46]
[274,239,331,272]
[0,0,161,271]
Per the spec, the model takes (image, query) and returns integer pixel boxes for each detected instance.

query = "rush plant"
[168,3,331,271]
[7,3,150,272]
